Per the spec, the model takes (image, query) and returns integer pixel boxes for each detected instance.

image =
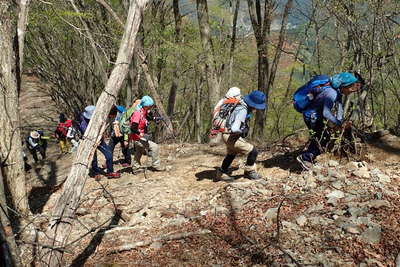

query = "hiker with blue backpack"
[294,72,363,170]
[215,90,266,181]
[78,105,121,179]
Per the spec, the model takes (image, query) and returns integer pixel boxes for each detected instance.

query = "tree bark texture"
[247,0,292,138]
[228,0,240,85]
[41,1,149,266]
[138,49,175,138]
[167,0,182,117]
[69,0,108,85]
[196,0,221,113]
[0,167,22,267]
[0,0,29,221]
[247,0,271,137]
[17,0,30,74]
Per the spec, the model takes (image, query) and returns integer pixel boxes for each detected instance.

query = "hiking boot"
[132,166,144,174]
[106,172,121,179]
[214,168,233,182]
[296,155,313,170]
[244,170,262,180]
[121,163,130,168]
[149,165,166,172]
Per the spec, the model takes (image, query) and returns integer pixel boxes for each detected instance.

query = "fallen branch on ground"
[110,229,211,253]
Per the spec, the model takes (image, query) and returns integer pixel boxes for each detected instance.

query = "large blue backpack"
[293,75,331,113]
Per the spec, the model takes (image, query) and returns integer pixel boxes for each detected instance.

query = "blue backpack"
[293,75,331,113]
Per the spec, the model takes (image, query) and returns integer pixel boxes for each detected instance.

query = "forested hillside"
[1,0,400,266]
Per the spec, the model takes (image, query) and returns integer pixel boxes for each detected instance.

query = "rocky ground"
[19,77,400,266]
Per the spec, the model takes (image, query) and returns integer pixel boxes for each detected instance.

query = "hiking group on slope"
[75,96,165,180]
[25,71,363,181]
[211,71,363,181]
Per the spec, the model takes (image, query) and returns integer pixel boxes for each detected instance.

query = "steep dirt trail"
[20,76,400,266]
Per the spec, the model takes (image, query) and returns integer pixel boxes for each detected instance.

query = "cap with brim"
[225,87,241,98]
[141,96,154,107]
[330,72,358,89]
[243,90,266,110]
[30,131,40,139]
[116,105,126,113]
[83,105,96,120]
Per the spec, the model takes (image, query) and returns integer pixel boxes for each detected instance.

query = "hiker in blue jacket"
[297,72,362,170]
[79,105,121,179]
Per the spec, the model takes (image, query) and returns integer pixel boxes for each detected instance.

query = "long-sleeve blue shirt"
[308,86,343,126]
[226,102,249,134]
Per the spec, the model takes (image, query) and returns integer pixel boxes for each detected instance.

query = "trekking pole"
[153,108,177,142]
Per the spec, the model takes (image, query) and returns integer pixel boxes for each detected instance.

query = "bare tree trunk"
[69,0,108,85]
[228,0,240,85]
[267,0,293,90]
[17,0,30,73]
[0,0,29,221]
[96,0,124,26]
[247,0,292,138]
[128,53,142,104]
[138,49,175,138]
[0,167,22,267]
[195,75,202,143]
[196,0,221,112]
[41,1,149,265]
[247,0,272,137]
[167,0,182,117]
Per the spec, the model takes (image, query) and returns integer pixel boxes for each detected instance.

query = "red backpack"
[55,120,72,138]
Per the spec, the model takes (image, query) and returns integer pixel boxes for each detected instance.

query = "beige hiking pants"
[132,139,161,169]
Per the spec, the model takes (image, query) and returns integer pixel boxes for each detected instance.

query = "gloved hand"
[154,117,163,123]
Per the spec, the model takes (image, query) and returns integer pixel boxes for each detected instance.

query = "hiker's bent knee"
[246,147,258,166]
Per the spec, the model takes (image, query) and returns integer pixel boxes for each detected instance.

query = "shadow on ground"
[195,167,242,182]
[28,160,59,214]
[260,149,304,173]
[70,210,122,267]
[368,140,400,156]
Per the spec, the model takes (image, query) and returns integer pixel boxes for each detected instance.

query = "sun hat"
[225,87,241,98]
[83,105,96,120]
[243,90,266,110]
[330,72,358,89]
[30,131,40,139]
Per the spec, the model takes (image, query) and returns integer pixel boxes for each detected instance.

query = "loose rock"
[361,226,382,244]
[296,215,308,226]
[326,190,345,199]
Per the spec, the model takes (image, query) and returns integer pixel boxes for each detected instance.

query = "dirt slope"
[20,77,400,266]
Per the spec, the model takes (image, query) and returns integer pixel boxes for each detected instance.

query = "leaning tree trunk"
[0,0,30,223]
[196,0,221,113]
[17,0,30,74]
[41,1,149,266]
[138,49,175,138]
